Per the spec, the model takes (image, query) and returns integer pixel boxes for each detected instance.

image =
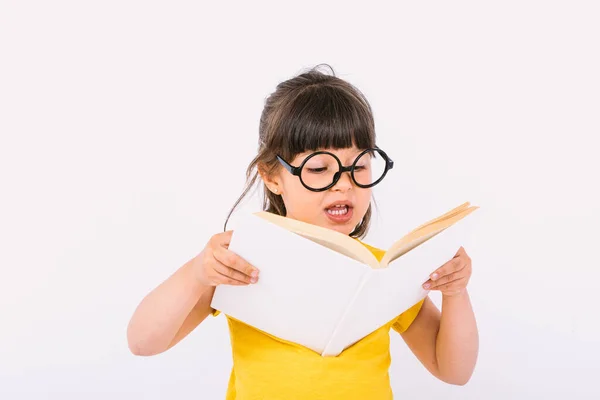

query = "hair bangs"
[277,85,375,159]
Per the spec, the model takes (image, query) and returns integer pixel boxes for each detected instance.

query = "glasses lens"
[353,149,387,187]
[300,153,338,190]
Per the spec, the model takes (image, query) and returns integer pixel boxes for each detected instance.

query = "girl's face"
[266,146,372,236]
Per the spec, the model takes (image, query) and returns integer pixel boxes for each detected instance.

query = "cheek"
[356,189,372,212]
[279,178,320,215]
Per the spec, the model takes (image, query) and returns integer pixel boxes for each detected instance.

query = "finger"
[213,268,248,285]
[211,230,234,248]
[423,269,466,289]
[454,246,464,257]
[211,259,253,284]
[213,246,258,282]
[429,256,465,282]
[428,276,467,292]
[213,245,259,277]
[455,246,472,263]
[460,247,471,262]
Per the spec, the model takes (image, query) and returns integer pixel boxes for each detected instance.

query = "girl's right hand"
[192,230,259,286]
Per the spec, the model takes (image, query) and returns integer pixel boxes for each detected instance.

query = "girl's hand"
[422,246,472,296]
[192,231,259,286]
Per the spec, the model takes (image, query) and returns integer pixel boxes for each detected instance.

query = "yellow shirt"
[213,241,424,400]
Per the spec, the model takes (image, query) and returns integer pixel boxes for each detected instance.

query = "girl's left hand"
[422,246,472,296]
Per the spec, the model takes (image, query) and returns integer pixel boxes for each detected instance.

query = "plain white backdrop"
[1,1,599,399]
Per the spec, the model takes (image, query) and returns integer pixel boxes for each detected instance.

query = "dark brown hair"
[224,64,377,238]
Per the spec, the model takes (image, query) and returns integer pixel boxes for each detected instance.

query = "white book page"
[211,214,370,355]
[323,215,476,356]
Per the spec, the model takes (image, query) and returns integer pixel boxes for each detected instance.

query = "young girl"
[127,64,479,399]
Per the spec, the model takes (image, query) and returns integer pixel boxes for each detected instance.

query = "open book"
[211,202,479,357]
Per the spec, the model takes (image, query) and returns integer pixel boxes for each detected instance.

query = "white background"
[1,1,599,399]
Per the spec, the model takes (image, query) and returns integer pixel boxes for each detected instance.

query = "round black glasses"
[276,147,394,192]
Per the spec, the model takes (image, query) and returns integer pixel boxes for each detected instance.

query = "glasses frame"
[276,147,394,192]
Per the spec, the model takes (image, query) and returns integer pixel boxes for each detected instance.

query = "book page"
[254,211,379,268]
[380,227,447,266]
[211,213,371,355]
[380,205,479,267]
[322,214,476,356]
[409,202,472,233]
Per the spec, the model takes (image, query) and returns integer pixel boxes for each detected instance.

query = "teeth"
[327,205,348,216]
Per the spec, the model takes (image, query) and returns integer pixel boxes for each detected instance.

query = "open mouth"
[326,204,350,216]
[324,202,354,223]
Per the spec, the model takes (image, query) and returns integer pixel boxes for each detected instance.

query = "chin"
[327,221,359,236]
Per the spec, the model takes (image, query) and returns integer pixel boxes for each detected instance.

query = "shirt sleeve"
[391,298,425,333]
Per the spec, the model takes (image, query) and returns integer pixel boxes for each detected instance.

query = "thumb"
[216,230,234,247]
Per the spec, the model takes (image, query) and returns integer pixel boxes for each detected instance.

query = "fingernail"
[431,273,438,280]
[423,283,430,289]
[250,277,257,283]
[251,270,258,278]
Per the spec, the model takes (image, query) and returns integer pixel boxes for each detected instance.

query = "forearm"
[435,289,479,384]
[127,258,214,356]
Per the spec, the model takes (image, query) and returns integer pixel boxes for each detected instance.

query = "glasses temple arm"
[276,155,296,175]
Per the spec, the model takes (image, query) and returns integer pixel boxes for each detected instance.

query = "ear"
[258,162,282,195]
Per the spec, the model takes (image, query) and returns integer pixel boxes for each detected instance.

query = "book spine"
[321,269,373,357]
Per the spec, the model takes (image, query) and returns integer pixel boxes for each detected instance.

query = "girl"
[127,64,479,399]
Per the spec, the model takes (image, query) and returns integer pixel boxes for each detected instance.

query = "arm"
[399,246,479,385]
[126,258,214,356]
[126,231,259,356]
[400,292,478,385]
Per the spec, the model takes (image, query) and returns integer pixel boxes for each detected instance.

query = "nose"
[332,170,353,192]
